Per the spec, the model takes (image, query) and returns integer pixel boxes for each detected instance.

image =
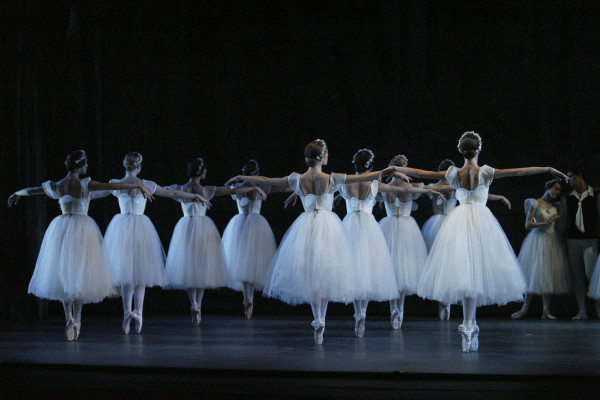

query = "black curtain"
[2,0,600,319]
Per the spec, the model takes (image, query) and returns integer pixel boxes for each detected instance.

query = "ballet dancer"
[164,158,265,325]
[340,149,445,337]
[226,139,408,344]
[221,159,277,319]
[511,179,570,320]
[102,152,209,334]
[384,131,568,352]
[8,150,153,341]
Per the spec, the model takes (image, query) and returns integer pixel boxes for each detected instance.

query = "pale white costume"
[262,172,358,304]
[164,186,231,289]
[587,257,600,299]
[222,184,276,291]
[28,178,116,303]
[379,186,428,295]
[421,188,457,251]
[339,181,398,301]
[518,199,570,294]
[417,165,527,306]
[104,180,165,287]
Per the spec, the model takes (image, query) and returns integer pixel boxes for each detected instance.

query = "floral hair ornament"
[353,148,375,169]
[313,139,327,160]
[394,154,408,167]
[74,150,87,164]
[196,157,205,175]
[123,152,143,168]
[457,131,482,153]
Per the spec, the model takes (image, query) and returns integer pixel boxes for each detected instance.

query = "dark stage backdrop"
[2,0,599,320]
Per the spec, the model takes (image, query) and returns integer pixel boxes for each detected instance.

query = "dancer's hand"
[139,185,154,201]
[500,196,511,210]
[550,168,569,183]
[8,193,21,207]
[429,190,446,202]
[393,171,411,183]
[196,194,212,208]
[226,176,243,186]
[255,185,267,201]
[284,193,297,209]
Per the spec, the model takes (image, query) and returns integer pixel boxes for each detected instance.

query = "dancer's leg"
[353,299,367,337]
[73,299,83,340]
[62,300,75,341]
[511,293,533,319]
[133,285,145,333]
[459,296,479,352]
[541,293,556,319]
[121,284,134,334]
[242,282,254,318]
[568,240,588,319]
[187,288,202,326]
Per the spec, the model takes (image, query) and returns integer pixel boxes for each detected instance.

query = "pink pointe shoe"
[458,324,479,353]
[244,301,253,319]
[311,320,325,344]
[191,306,201,326]
[65,317,76,342]
[133,310,143,333]
[354,314,365,338]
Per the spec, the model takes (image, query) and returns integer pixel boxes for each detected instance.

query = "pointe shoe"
[312,320,325,344]
[439,304,451,321]
[123,311,134,334]
[244,301,253,319]
[133,311,143,333]
[354,315,365,338]
[572,311,588,320]
[65,317,76,342]
[191,306,201,326]
[511,308,528,319]
[390,309,401,330]
[542,310,557,320]
[458,324,478,353]
[73,319,81,341]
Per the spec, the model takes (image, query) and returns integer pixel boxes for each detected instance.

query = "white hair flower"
[457,131,482,153]
[353,148,375,169]
[314,139,327,160]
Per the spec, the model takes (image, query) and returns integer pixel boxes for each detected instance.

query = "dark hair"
[389,154,408,167]
[438,159,455,171]
[65,150,87,171]
[568,166,585,180]
[352,149,374,173]
[544,179,560,190]
[187,158,206,178]
[458,132,481,160]
[242,159,260,176]
[304,140,327,168]
[123,152,143,171]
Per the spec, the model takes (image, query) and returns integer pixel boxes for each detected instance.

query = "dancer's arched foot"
[458,324,478,352]
[191,306,201,326]
[511,307,528,319]
[542,310,557,320]
[571,311,588,320]
[65,317,76,341]
[123,311,134,334]
[133,310,143,333]
[312,320,325,344]
[354,314,365,338]
[244,301,253,319]
[390,309,401,330]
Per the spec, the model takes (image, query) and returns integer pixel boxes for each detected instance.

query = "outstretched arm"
[378,182,446,201]
[153,185,209,205]
[214,185,267,200]
[226,175,290,188]
[7,186,45,207]
[381,166,445,181]
[346,169,411,184]
[494,167,568,182]
[89,181,155,201]
[487,194,511,209]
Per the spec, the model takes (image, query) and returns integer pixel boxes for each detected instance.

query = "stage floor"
[2,315,600,399]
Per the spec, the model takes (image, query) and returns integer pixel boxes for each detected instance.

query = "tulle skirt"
[379,215,428,295]
[587,257,600,299]
[28,215,116,303]
[263,210,359,305]
[421,214,447,252]
[222,213,276,291]
[104,214,165,287]
[517,230,570,294]
[164,216,230,289]
[417,204,526,306]
[343,212,398,301]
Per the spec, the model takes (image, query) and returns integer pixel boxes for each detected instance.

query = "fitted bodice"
[43,178,91,216]
[455,186,489,206]
[345,197,375,214]
[236,197,262,215]
[385,199,414,217]
[181,201,208,217]
[117,194,147,215]
[525,198,558,234]
[302,193,334,212]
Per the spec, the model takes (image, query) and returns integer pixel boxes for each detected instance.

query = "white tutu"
[28,179,116,303]
[340,181,398,301]
[104,180,165,287]
[379,198,428,295]
[222,189,276,291]
[417,166,526,306]
[263,173,359,305]
[164,186,231,289]
[588,257,600,299]
[421,189,457,251]
[517,199,569,294]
